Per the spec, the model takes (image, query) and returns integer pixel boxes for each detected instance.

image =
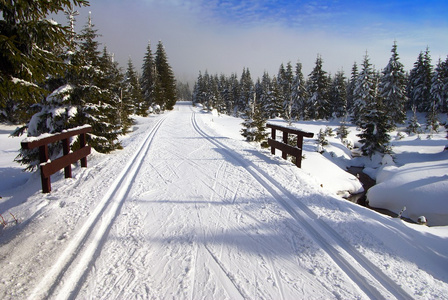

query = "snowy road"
[1,102,447,299]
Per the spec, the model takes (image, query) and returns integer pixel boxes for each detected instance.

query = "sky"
[59,0,448,83]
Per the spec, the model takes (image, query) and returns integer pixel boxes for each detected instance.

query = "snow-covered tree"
[329,70,347,118]
[277,62,294,122]
[154,41,177,110]
[257,72,274,119]
[140,41,155,111]
[337,117,350,140]
[346,62,358,114]
[407,105,422,135]
[352,53,376,127]
[291,62,307,120]
[70,13,122,153]
[123,58,144,118]
[306,55,329,120]
[408,48,433,112]
[0,0,88,124]
[241,93,268,145]
[378,42,408,127]
[355,53,392,156]
[237,68,254,114]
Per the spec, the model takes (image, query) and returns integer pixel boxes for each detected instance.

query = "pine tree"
[140,41,155,111]
[352,53,375,127]
[241,93,268,145]
[258,72,275,119]
[378,42,408,127]
[307,55,329,120]
[329,70,347,118]
[124,58,144,118]
[406,105,421,135]
[355,54,392,156]
[291,62,307,120]
[346,62,358,113]
[0,0,88,124]
[154,41,177,110]
[238,68,254,114]
[228,73,240,115]
[408,48,433,112]
[337,117,350,140]
[429,58,447,114]
[71,13,122,153]
[277,62,294,122]
[99,47,132,134]
[442,56,448,113]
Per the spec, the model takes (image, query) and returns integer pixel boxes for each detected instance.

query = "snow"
[0,102,447,299]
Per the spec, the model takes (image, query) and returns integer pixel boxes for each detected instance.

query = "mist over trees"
[192,44,448,156]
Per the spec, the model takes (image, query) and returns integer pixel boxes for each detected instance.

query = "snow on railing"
[21,125,92,193]
[266,123,314,168]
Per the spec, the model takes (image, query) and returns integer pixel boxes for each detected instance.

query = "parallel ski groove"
[29,116,167,300]
[191,111,412,300]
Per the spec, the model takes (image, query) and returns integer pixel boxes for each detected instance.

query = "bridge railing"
[266,123,314,168]
[21,125,92,193]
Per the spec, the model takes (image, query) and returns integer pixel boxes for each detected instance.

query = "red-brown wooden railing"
[21,125,92,193]
[266,123,314,168]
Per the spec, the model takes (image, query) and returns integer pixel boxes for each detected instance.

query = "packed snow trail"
[24,101,400,300]
[29,115,169,299]
[190,111,411,299]
[1,102,447,299]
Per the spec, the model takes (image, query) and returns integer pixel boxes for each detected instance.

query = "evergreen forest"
[192,43,448,157]
[0,1,177,169]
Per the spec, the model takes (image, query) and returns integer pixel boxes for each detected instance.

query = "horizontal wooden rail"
[266,123,314,168]
[21,125,92,193]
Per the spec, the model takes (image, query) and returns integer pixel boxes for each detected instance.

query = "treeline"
[0,1,177,169]
[192,43,448,156]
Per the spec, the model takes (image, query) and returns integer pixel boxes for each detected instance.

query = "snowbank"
[368,153,448,226]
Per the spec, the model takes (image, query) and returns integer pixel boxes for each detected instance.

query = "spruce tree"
[408,48,433,112]
[329,70,347,118]
[238,68,254,114]
[306,55,329,120]
[356,54,392,156]
[442,56,448,113]
[140,41,155,111]
[71,13,122,153]
[259,72,275,120]
[379,42,408,127]
[0,0,88,124]
[429,58,447,115]
[124,58,144,118]
[154,41,177,110]
[291,62,307,120]
[346,62,358,113]
[277,62,294,122]
[352,53,375,127]
[407,105,422,135]
[241,93,268,145]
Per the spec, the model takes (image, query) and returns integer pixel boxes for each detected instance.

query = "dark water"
[346,166,411,220]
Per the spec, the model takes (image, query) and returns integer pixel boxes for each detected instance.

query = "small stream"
[346,167,414,221]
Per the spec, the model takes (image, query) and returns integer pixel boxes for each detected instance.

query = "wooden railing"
[266,123,314,168]
[21,125,92,193]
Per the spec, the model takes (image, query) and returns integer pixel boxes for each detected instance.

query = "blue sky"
[67,0,448,81]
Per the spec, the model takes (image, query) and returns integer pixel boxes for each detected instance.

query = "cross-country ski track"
[1,101,447,299]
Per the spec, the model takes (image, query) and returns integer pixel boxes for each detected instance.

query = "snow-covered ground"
[0,102,447,299]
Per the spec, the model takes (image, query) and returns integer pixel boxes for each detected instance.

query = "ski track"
[28,115,168,299]
[190,111,413,300]
[23,104,415,299]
